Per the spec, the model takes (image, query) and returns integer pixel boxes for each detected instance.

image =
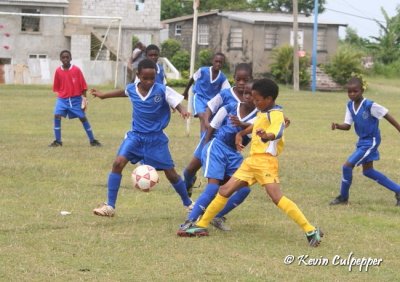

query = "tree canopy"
[161,0,326,20]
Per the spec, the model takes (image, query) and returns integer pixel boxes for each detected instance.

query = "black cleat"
[329,195,348,205]
[90,139,102,147]
[395,193,400,207]
[49,140,62,147]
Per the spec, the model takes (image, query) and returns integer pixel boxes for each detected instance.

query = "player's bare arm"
[175,104,190,119]
[332,122,351,130]
[383,113,400,133]
[235,124,253,151]
[256,129,275,142]
[90,89,125,99]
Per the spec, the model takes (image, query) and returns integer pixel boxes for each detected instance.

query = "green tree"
[161,39,181,59]
[161,0,192,20]
[368,7,400,64]
[249,0,325,14]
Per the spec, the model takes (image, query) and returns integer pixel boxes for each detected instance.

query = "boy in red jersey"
[49,50,101,147]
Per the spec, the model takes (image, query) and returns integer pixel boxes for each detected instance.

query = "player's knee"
[54,115,62,119]
[79,117,87,123]
[111,159,125,173]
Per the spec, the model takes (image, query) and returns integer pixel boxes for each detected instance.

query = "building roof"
[162,10,347,27]
[0,0,69,6]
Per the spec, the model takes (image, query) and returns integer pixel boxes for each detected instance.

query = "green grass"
[1,80,400,281]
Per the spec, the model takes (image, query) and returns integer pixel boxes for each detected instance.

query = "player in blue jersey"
[134,44,166,85]
[91,59,193,217]
[177,82,257,235]
[183,63,253,197]
[182,52,231,134]
[330,76,400,206]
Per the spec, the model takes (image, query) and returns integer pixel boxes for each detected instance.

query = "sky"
[322,0,400,39]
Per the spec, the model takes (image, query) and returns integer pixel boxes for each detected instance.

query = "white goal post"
[0,11,122,88]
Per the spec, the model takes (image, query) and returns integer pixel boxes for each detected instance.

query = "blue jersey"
[156,64,166,85]
[345,99,387,144]
[125,82,183,133]
[211,102,258,150]
[193,66,230,100]
[207,87,241,114]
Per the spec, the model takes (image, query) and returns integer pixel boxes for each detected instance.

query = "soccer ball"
[131,165,159,192]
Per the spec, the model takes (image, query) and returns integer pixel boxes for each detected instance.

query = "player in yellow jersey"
[183,78,323,247]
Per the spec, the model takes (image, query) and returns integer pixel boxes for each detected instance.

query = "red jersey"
[53,65,87,98]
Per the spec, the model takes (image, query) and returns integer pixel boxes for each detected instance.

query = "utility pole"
[293,0,299,91]
[186,0,200,135]
[312,0,319,93]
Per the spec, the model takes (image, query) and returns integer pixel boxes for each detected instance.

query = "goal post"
[0,11,122,87]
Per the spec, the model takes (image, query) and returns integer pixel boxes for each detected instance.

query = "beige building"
[0,0,161,85]
[163,11,347,77]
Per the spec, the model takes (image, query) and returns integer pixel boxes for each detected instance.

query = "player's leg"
[265,183,323,247]
[330,161,354,205]
[49,114,63,147]
[93,132,141,216]
[362,162,400,206]
[164,168,193,209]
[78,116,101,146]
[93,155,129,217]
[183,157,201,197]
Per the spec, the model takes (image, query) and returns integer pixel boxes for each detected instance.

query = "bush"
[171,50,191,72]
[370,59,400,78]
[323,44,364,85]
[166,78,189,87]
[131,35,139,50]
[269,45,310,87]
[161,39,181,59]
[196,49,213,68]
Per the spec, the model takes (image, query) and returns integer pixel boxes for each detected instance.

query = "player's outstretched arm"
[90,89,126,99]
[236,124,253,151]
[332,122,351,131]
[384,113,400,133]
[175,104,190,119]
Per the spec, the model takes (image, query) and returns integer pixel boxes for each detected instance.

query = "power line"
[325,8,385,24]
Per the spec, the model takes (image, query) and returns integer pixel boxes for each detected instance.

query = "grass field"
[1,79,399,281]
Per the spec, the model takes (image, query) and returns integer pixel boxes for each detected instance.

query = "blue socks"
[188,183,219,221]
[363,168,400,193]
[82,120,95,141]
[54,118,61,141]
[216,186,251,218]
[340,166,353,199]
[172,177,192,206]
[107,172,122,208]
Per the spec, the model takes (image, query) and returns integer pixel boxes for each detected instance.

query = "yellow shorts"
[233,154,279,186]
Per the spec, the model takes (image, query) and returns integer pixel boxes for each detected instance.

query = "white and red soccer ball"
[131,165,159,192]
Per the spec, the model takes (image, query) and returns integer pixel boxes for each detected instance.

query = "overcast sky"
[322,0,400,39]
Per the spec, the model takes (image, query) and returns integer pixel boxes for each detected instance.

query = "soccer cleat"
[395,193,400,206]
[329,195,348,205]
[93,203,115,217]
[182,225,209,237]
[90,139,102,147]
[49,140,62,147]
[176,219,195,237]
[306,227,324,247]
[210,217,231,231]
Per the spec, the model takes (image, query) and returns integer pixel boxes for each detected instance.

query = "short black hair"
[214,52,225,59]
[252,78,279,100]
[138,59,157,73]
[60,50,71,57]
[234,63,252,78]
[347,76,362,87]
[146,44,160,54]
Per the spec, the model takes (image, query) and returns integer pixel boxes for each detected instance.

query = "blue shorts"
[117,131,174,170]
[54,96,85,119]
[201,138,243,180]
[192,94,209,117]
[348,138,380,166]
[193,131,207,160]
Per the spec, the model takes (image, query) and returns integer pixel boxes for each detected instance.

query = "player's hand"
[90,88,104,99]
[81,96,88,111]
[235,133,244,152]
[256,128,266,138]
[284,116,291,128]
[229,115,241,127]
[180,110,190,119]
[331,122,337,130]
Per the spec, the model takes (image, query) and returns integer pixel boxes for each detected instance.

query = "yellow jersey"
[250,105,285,156]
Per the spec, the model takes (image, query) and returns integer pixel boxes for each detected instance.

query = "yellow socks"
[277,196,315,233]
[197,193,228,228]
